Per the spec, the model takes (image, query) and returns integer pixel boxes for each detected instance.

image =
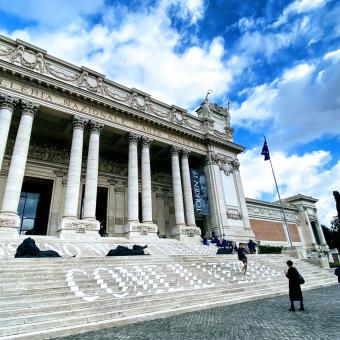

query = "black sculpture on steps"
[15,237,61,258]
[107,244,148,256]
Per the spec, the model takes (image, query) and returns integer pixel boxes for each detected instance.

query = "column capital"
[230,158,240,171]
[54,168,66,178]
[181,149,190,158]
[141,136,153,147]
[72,115,87,129]
[0,94,19,110]
[127,132,140,144]
[89,120,104,134]
[21,100,39,118]
[170,146,181,155]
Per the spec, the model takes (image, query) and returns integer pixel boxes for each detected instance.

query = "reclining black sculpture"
[15,237,61,258]
[106,244,148,256]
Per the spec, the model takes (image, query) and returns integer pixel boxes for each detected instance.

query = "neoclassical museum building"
[0,35,328,251]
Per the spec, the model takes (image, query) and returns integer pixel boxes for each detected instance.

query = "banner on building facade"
[190,168,209,215]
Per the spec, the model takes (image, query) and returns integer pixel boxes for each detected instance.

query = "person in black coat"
[285,260,304,311]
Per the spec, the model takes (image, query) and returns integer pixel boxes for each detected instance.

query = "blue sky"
[0,0,339,225]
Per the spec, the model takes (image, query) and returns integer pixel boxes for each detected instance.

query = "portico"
[0,35,327,252]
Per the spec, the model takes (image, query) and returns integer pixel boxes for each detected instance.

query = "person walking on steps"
[237,244,248,274]
[285,260,305,311]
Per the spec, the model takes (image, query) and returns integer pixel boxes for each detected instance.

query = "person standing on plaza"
[285,260,304,311]
[237,244,248,274]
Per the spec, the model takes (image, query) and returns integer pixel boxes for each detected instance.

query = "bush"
[259,245,282,254]
[330,262,340,268]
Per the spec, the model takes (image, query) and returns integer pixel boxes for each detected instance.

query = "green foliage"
[259,245,282,254]
[325,217,340,252]
[330,262,340,268]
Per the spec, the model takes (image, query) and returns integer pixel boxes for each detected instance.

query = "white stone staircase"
[0,246,337,339]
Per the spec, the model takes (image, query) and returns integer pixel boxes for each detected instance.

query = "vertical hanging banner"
[190,168,209,215]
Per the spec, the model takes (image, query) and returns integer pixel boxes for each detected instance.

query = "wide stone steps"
[0,254,336,339]
[0,273,334,322]
[0,275,335,338]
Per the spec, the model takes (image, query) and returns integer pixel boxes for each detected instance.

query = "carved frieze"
[247,204,297,222]
[205,152,240,175]
[226,208,243,220]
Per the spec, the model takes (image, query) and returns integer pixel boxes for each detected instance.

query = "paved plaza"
[57,285,339,340]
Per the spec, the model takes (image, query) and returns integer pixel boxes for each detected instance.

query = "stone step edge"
[0,276,295,315]
[0,272,317,304]
[1,281,336,340]
[0,278,336,332]
[0,271,333,304]
[0,270,329,296]
[0,277,303,318]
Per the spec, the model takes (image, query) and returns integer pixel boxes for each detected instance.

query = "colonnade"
[0,94,197,237]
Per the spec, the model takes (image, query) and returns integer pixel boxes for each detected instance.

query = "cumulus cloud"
[239,147,340,225]
[0,0,236,109]
[232,50,340,148]
[273,0,329,27]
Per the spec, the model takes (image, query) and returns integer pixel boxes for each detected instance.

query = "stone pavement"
[56,285,339,340]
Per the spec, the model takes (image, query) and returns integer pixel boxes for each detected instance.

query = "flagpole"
[264,137,293,247]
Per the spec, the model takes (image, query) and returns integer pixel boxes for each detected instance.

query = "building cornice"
[0,35,244,154]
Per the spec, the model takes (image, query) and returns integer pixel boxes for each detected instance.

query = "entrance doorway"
[18,177,53,235]
[80,186,108,236]
[195,217,206,237]
[96,187,108,236]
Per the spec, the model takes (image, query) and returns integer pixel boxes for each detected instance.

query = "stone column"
[141,136,153,223]
[48,168,66,236]
[181,149,196,227]
[0,101,39,232]
[0,94,18,171]
[171,146,185,226]
[127,133,139,223]
[82,120,103,221]
[62,116,86,220]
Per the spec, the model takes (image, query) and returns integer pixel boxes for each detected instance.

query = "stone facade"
[0,35,327,251]
[246,196,328,251]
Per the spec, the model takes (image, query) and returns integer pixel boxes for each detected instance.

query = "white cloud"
[324,48,340,61]
[239,147,340,225]
[273,0,328,27]
[0,0,237,109]
[282,63,315,82]
[232,50,340,147]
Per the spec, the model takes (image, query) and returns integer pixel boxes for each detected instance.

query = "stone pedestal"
[124,221,158,241]
[58,218,100,240]
[170,225,201,243]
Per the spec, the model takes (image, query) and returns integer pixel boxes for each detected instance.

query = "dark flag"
[261,139,270,161]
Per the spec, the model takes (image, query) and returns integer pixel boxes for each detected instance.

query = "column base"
[0,213,20,237]
[124,221,159,241]
[170,225,201,243]
[58,218,100,240]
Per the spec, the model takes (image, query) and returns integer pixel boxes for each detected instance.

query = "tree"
[329,216,340,251]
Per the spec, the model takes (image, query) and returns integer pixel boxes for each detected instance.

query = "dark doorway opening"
[138,192,142,222]
[96,187,108,237]
[195,217,205,237]
[18,177,53,235]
